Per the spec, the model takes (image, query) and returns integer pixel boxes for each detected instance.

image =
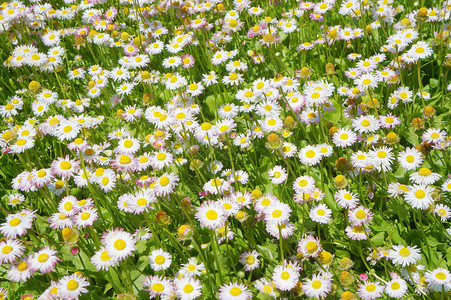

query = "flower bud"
[423,106,435,118]
[28,81,41,93]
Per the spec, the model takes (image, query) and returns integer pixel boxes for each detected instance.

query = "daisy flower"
[264,202,291,224]
[352,115,381,133]
[348,206,373,226]
[357,281,384,300]
[385,277,408,298]
[369,147,394,172]
[424,268,451,292]
[58,273,90,299]
[397,147,423,170]
[0,239,25,264]
[302,273,332,298]
[254,278,277,297]
[389,245,421,267]
[154,173,179,197]
[404,185,435,210]
[268,165,288,184]
[143,275,174,299]
[90,248,119,271]
[333,128,357,148]
[74,208,98,228]
[103,229,136,261]
[195,201,226,230]
[293,175,316,194]
[407,41,433,60]
[310,204,332,224]
[298,145,323,166]
[346,225,368,240]
[180,257,205,277]
[272,264,299,291]
[240,250,260,271]
[51,155,80,179]
[0,212,33,238]
[29,247,60,274]
[335,189,359,209]
[298,235,322,258]
[434,204,451,221]
[149,249,172,271]
[422,128,447,144]
[175,277,202,300]
[219,281,252,299]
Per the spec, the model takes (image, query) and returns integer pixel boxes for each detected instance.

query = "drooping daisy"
[409,167,441,185]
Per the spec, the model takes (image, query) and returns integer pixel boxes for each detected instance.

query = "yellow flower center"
[280,271,290,280]
[399,247,410,257]
[206,209,218,220]
[305,150,316,158]
[60,161,72,170]
[155,255,165,265]
[114,239,126,250]
[38,253,49,263]
[312,280,322,289]
[272,210,282,218]
[366,284,376,292]
[119,155,131,165]
[2,246,13,254]
[418,168,431,176]
[414,190,425,199]
[9,218,21,227]
[184,284,194,293]
[152,283,164,292]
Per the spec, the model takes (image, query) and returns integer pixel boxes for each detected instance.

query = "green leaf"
[429,78,438,89]
[371,232,386,246]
